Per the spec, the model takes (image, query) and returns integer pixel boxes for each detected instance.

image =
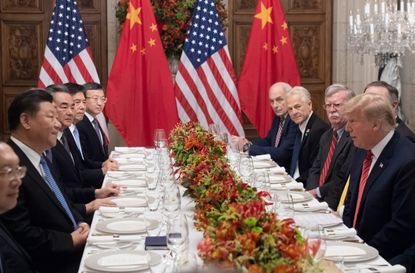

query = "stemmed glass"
[162,183,181,219]
[304,225,327,261]
[166,213,189,273]
[154,128,167,148]
[239,155,254,182]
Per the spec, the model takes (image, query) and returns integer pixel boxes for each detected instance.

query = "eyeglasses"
[0,166,27,180]
[323,103,343,110]
[86,96,107,103]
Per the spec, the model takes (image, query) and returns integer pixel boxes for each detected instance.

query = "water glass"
[163,183,181,218]
[167,214,189,272]
[239,155,254,181]
[146,173,158,191]
[146,191,160,211]
[154,128,167,148]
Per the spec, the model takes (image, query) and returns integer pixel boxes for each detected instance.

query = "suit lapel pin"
[305,129,310,137]
[379,162,384,168]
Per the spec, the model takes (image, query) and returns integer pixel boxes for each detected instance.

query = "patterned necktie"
[60,135,74,164]
[39,156,77,229]
[72,127,84,160]
[92,118,104,146]
[290,132,302,177]
[274,117,285,147]
[353,150,374,227]
[319,131,338,186]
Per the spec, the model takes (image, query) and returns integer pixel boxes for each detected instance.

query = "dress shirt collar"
[370,130,394,162]
[84,112,95,123]
[57,130,63,141]
[69,124,76,133]
[10,136,42,175]
[299,111,313,138]
[336,127,345,140]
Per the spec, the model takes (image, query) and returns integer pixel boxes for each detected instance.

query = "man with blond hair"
[342,93,415,264]
[286,86,329,185]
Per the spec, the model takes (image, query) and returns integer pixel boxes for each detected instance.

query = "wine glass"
[304,225,327,261]
[163,183,181,219]
[154,128,167,148]
[167,214,189,273]
[239,155,254,181]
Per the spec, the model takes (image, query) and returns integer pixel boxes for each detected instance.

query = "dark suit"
[396,117,415,143]
[76,115,108,163]
[51,140,95,205]
[390,239,415,273]
[294,113,329,186]
[1,140,85,273]
[64,128,104,188]
[307,129,354,209]
[0,220,37,273]
[249,115,299,171]
[343,131,415,261]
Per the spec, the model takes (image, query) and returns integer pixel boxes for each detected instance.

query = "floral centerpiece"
[169,122,322,273]
[116,0,228,58]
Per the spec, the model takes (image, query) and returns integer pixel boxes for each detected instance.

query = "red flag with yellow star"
[105,0,178,146]
[237,0,300,137]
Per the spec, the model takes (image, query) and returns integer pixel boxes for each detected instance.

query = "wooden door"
[228,0,332,139]
[0,0,107,139]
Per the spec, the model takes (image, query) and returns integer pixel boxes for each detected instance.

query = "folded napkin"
[113,158,145,164]
[253,161,276,169]
[269,175,292,184]
[359,265,406,273]
[98,253,149,267]
[293,200,329,212]
[293,213,342,229]
[115,147,146,153]
[112,179,147,187]
[88,234,144,243]
[323,227,357,239]
[251,154,271,161]
[270,181,304,191]
[114,153,146,159]
[118,165,146,171]
[99,207,145,213]
[267,166,287,174]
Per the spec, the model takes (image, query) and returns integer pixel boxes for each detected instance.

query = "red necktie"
[353,150,374,227]
[274,118,285,147]
[319,131,338,186]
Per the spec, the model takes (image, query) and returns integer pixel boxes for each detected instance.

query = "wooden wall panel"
[0,0,107,139]
[229,0,332,139]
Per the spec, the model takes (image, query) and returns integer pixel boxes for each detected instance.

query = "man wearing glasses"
[76,82,109,164]
[0,142,37,272]
[306,84,355,210]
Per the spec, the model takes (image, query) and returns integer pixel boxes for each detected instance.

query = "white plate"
[118,165,146,171]
[324,241,379,262]
[115,147,146,153]
[293,213,343,229]
[275,191,312,203]
[112,197,147,207]
[96,218,159,234]
[85,250,161,272]
[253,161,276,169]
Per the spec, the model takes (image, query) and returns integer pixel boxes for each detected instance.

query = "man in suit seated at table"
[64,83,117,188]
[306,84,355,209]
[77,82,110,164]
[364,80,415,143]
[286,86,329,187]
[0,142,38,273]
[45,84,119,216]
[231,82,299,171]
[342,93,415,262]
[1,89,90,273]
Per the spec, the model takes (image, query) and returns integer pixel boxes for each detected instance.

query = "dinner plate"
[324,241,379,262]
[293,213,343,229]
[84,250,161,272]
[275,191,313,203]
[96,218,159,234]
[112,197,148,207]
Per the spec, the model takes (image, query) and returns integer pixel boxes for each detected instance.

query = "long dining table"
[77,147,406,273]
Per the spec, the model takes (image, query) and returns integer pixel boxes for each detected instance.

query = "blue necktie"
[39,156,77,229]
[290,132,302,177]
[92,118,104,146]
[72,127,84,160]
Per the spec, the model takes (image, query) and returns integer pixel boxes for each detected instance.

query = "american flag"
[174,0,244,137]
[38,0,108,139]
[38,0,99,87]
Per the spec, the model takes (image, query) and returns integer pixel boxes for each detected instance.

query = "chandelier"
[347,0,415,66]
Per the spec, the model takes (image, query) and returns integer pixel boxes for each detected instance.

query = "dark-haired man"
[2,89,89,273]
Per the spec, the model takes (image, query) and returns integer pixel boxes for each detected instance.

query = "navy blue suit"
[343,131,415,261]
[396,117,415,143]
[249,115,299,171]
[76,116,108,164]
[307,129,354,209]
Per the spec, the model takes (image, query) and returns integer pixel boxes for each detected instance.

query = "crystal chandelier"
[347,0,415,66]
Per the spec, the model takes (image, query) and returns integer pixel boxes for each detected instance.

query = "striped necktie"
[353,150,373,227]
[319,130,338,186]
[92,118,104,146]
[274,117,285,147]
[39,156,77,229]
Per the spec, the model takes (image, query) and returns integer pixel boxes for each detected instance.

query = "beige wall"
[333,0,415,131]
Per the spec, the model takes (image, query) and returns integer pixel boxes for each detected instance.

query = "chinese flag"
[237,0,300,137]
[105,0,179,146]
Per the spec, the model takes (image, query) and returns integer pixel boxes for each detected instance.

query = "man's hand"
[231,136,249,151]
[71,222,90,247]
[85,198,116,214]
[95,183,120,199]
[101,158,119,174]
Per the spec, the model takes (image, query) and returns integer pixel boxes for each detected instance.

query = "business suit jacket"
[307,129,354,209]
[249,115,299,171]
[390,238,415,273]
[295,113,330,186]
[1,140,85,273]
[51,140,95,205]
[396,117,415,143]
[76,115,108,163]
[64,128,104,188]
[0,220,37,273]
[343,131,415,261]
